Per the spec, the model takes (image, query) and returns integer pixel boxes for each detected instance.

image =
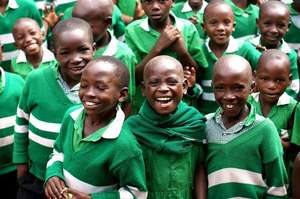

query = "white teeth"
[85,101,96,106]
[226,104,234,109]
[156,97,171,101]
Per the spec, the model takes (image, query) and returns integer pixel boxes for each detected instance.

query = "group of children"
[1,0,300,198]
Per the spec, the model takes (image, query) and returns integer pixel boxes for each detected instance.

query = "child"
[293,153,300,199]
[126,55,206,199]
[0,40,24,198]
[172,0,208,39]
[125,0,207,112]
[197,1,260,114]
[0,0,42,71]
[12,18,56,79]
[45,56,147,199]
[224,0,259,39]
[248,0,299,98]
[13,18,94,198]
[206,55,288,198]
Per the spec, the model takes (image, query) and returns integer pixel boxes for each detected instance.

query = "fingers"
[45,177,65,199]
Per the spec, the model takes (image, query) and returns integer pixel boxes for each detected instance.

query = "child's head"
[79,56,129,117]
[53,18,94,85]
[188,0,204,11]
[142,55,187,115]
[141,0,173,24]
[212,55,252,121]
[12,18,43,56]
[202,1,235,47]
[255,49,291,104]
[72,0,113,42]
[257,1,290,49]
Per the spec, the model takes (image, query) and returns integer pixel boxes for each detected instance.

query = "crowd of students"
[0,0,300,198]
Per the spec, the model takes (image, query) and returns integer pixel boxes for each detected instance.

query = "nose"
[223,89,235,101]
[157,82,169,93]
[84,86,96,98]
[151,1,160,10]
[24,34,32,44]
[216,23,225,31]
[70,52,83,64]
[269,24,278,34]
[267,80,277,90]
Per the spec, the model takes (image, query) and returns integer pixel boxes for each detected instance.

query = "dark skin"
[0,0,8,14]
[293,154,300,199]
[136,0,197,85]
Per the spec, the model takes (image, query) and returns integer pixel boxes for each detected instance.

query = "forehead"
[258,58,290,74]
[205,4,233,18]
[145,62,183,80]
[55,29,90,46]
[260,5,289,19]
[83,62,117,79]
[213,63,251,84]
[73,4,112,19]
[13,20,40,32]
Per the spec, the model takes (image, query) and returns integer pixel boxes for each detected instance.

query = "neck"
[222,105,249,129]
[59,68,79,88]
[232,0,249,9]
[209,40,229,58]
[258,94,275,117]
[95,31,111,49]
[149,15,172,32]
[0,0,8,6]
[260,38,281,49]
[292,2,300,13]
[26,48,43,68]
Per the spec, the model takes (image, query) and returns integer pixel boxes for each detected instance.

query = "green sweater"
[0,67,24,175]
[46,105,147,199]
[13,65,78,180]
[206,107,288,199]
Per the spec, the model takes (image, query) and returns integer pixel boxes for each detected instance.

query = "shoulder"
[25,66,53,82]
[126,19,144,32]
[116,41,135,55]
[16,0,38,9]
[5,71,24,85]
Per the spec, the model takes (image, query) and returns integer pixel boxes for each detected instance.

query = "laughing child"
[13,18,94,198]
[126,55,206,199]
[206,55,288,198]
[45,56,147,199]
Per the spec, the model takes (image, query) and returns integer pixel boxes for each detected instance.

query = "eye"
[166,78,180,86]
[214,85,224,91]
[232,85,245,91]
[147,79,160,87]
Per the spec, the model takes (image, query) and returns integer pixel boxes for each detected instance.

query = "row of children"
[0,0,300,198]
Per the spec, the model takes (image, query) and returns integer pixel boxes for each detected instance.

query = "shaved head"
[257,49,290,73]
[73,0,113,19]
[259,0,289,18]
[204,0,234,22]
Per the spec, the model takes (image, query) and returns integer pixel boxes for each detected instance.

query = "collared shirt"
[284,4,300,50]
[53,65,81,104]
[206,104,262,144]
[72,106,125,151]
[0,67,5,94]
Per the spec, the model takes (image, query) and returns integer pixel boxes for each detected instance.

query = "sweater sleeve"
[13,79,31,164]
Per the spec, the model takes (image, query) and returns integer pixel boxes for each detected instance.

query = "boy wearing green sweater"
[206,55,288,198]
[0,41,24,198]
[45,56,147,199]
[126,55,206,199]
[13,18,94,198]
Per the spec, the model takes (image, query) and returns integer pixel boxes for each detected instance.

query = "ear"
[288,73,292,86]
[118,87,129,103]
[141,81,146,97]
[256,18,259,28]
[92,42,96,56]
[182,78,188,95]
[232,21,236,32]
[104,16,112,27]
[41,31,46,41]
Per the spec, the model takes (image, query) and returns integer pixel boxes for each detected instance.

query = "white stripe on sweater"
[2,50,19,61]
[201,92,215,101]
[0,33,15,44]
[208,168,267,188]
[64,169,117,193]
[267,186,287,196]
[14,124,28,133]
[17,107,29,120]
[47,149,64,167]
[28,130,54,148]
[0,135,13,147]
[0,115,15,129]
[30,114,61,133]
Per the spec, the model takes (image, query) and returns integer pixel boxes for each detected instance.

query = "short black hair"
[257,49,290,72]
[259,0,289,18]
[52,17,93,49]
[90,56,129,88]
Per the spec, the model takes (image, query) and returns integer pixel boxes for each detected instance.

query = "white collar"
[70,105,125,139]
[205,36,239,53]
[16,46,56,64]
[102,31,118,56]
[139,12,185,32]
[291,15,300,29]
[8,0,18,9]
[181,1,207,13]
[251,92,291,106]
[250,35,291,53]
[0,67,6,88]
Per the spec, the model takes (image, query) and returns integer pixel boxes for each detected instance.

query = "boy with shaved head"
[206,55,288,198]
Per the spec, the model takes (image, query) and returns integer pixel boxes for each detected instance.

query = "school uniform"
[0,67,24,198]
[117,0,137,17]
[125,14,208,112]
[172,1,208,39]
[0,0,42,71]
[13,64,80,196]
[284,4,300,50]
[33,0,46,15]
[46,105,147,199]
[198,37,260,114]
[206,105,288,198]
[47,0,76,15]
[94,31,136,101]
[248,35,300,98]
[126,101,206,199]
[225,0,259,40]
[11,46,56,79]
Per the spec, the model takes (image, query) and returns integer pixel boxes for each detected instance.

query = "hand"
[17,164,28,178]
[170,34,187,56]
[188,16,198,25]
[184,66,196,88]
[156,25,180,51]
[45,176,66,199]
[43,3,63,28]
[66,188,91,199]
[280,138,290,150]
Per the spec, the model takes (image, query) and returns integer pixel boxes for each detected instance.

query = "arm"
[195,164,207,199]
[292,154,300,199]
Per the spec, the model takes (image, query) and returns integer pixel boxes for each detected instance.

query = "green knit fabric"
[126,100,206,154]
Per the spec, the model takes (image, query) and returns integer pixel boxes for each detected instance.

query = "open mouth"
[83,101,98,108]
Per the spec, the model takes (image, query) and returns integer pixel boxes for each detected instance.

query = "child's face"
[213,60,251,121]
[142,0,173,23]
[55,29,94,83]
[13,20,43,56]
[79,62,126,117]
[142,61,187,115]
[255,59,291,104]
[203,4,234,46]
[257,9,289,48]
[188,0,203,11]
